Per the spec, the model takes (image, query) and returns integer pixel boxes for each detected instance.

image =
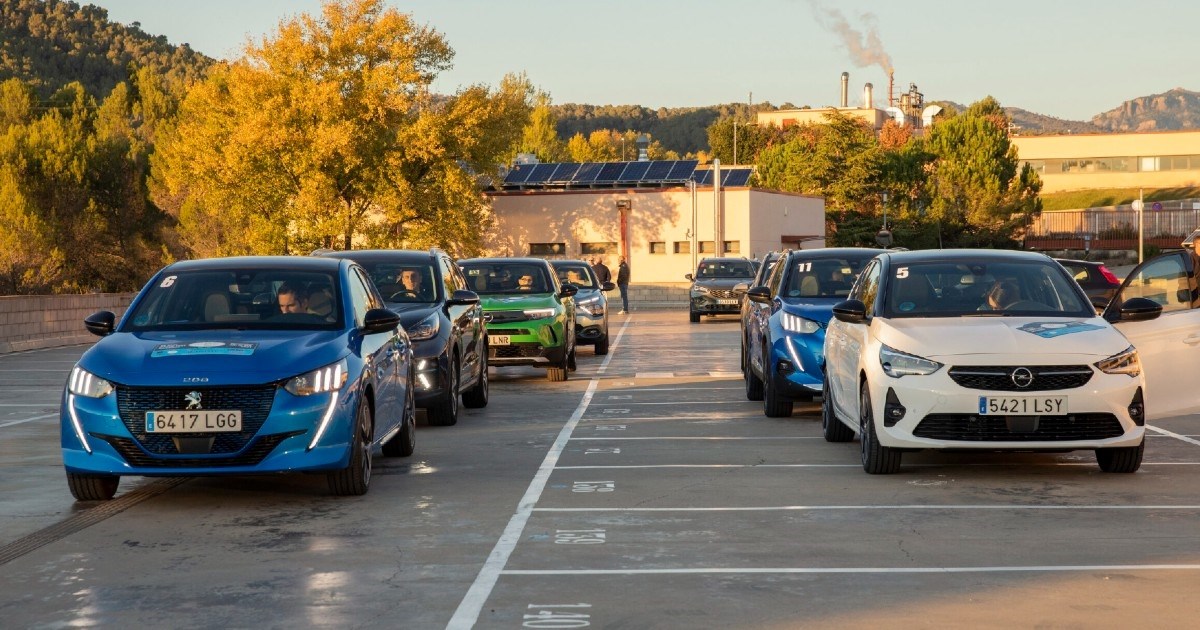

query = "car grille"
[116,386,276,455]
[486,310,530,324]
[913,413,1124,441]
[491,344,544,359]
[709,289,738,299]
[947,365,1093,391]
[489,328,533,337]
[93,431,303,468]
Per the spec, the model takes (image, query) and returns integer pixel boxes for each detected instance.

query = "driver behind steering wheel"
[393,268,426,300]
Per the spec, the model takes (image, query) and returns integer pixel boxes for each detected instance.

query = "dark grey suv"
[687,257,759,322]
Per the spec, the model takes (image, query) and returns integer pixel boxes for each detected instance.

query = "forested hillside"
[1091,88,1200,132]
[0,0,211,98]
[552,102,792,156]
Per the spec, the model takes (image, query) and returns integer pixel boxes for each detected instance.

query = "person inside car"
[517,274,535,291]
[277,282,309,314]
[981,278,1021,311]
[397,268,426,299]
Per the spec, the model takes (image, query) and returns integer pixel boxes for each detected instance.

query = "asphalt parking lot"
[2,310,1200,628]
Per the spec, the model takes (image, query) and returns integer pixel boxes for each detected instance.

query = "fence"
[1026,203,1200,251]
[0,293,134,353]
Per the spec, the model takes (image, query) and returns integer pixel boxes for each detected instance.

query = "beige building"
[1012,130,1200,193]
[484,182,824,285]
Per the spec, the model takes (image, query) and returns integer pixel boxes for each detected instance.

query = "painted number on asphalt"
[572,481,614,493]
[524,604,592,628]
[555,529,606,545]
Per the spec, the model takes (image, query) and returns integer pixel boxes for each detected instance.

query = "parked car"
[550,259,615,355]
[458,257,578,381]
[319,248,488,426]
[744,248,884,416]
[739,251,782,373]
[823,249,1152,474]
[62,256,414,500]
[1055,258,1122,310]
[687,257,759,322]
[1102,246,1200,420]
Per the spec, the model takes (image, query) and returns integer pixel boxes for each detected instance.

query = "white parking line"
[601,387,743,393]
[590,401,753,406]
[570,437,824,440]
[534,504,1200,512]
[0,413,57,429]
[448,316,634,630]
[1147,424,1200,447]
[556,464,859,469]
[501,564,1200,576]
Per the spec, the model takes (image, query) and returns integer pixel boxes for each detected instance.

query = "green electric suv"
[458,257,578,381]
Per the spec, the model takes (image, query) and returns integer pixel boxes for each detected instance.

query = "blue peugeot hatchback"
[744,248,883,417]
[61,256,414,500]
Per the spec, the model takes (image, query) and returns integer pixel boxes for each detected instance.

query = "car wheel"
[328,397,372,496]
[822,374,854,442]
[762,346,792,417]
[594,334,609,355]
[383,373,416,457]
[547,348,569,382]
[744,341,764,401]
[426,357,459,426]
[689,310,700,323]
[567,346,577,372]
[1096,441,1144,473]
[462,349,489,408]
[859,381,901,474]
[67,473,119,501]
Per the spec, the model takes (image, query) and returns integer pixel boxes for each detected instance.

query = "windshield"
[781,254,874,299]
[552,263,597,289]
[697,260,756,279]
[358,262,439,303]
[461,262,554,295]
[883,259,1093,318]
[124,269,343,331]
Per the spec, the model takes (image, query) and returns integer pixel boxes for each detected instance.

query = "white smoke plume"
[808,1,893,74]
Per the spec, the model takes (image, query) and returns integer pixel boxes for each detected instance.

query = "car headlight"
[780,312,821,334]
[285,358,349,396]
[1095,345,1141,377]
[406,313,440,341]
[577,296,601,307]
[879,345,943,378]
[68,366,114,398]
[691,286,710,296]
[524,308,557,319]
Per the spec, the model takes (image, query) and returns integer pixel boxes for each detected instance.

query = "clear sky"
[91,0,1199,122]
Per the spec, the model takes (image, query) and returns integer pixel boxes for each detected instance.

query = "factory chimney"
[840,72,849,108]
[863,82,874,109]
[888,69,895,107]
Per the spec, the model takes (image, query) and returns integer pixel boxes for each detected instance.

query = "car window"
[780,255,873,299]
[1120,255,1191,313]
[359,262,438,303]
[882,260,1092,318]
[696,260,756,278]
[347,269,375,327]
[852,260,881,313]
[766,255,787,296]
[754,254,779,287]
[124,269,342,331]
[438,256,458,297]
[461,262,554,294]
[553,263,598,289]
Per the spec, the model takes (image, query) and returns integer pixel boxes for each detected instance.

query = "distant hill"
[1091,88,1200,132]
[1006,108,1103,135]
[552,102,796,156]
[0,0,211,98]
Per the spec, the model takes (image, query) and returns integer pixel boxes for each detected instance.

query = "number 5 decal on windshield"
[896,267,909,279]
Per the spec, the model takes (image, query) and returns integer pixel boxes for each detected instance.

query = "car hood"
[873,316,1129,362]
[693,278,753,290]
[79,329,349,387]
[384,302,440,330]
[780,299,839,326]
[479,294,559,311]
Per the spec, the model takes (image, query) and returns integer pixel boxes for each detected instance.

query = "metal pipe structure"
[840,72,849,108]
[713,159,722,257]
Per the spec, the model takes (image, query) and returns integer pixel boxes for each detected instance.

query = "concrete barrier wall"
[0,293,136,354]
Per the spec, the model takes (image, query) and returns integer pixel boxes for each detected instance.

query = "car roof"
[1053,258,1101,266]
[319,249,439,263]
[881,249,1054,265]
[549,259,591,267]
[165,256,345,272]
[786,247,886,259]
[460,257,552,266]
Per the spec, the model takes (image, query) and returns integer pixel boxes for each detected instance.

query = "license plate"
[489,335,511,346]
[145,410,242,433]
[717,299,739,305]
[978,396,1067,415]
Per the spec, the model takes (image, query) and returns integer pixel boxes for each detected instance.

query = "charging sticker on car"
[1017,321,1105,338]
[151,341,259,357]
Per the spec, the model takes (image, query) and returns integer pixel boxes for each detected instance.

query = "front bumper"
[485,318,568,367]
[61,385,359,476]
[411,346,450,407]
[691,295,742,314]
[574,309,607,345]
[767,333,824,399]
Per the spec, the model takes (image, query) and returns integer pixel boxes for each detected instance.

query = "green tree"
[520,92,565,162]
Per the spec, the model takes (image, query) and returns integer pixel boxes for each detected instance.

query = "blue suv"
[743,248,883,417]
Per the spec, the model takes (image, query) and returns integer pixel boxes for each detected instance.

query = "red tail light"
[1098,265,1120,285]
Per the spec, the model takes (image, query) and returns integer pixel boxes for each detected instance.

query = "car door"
[749,256,787,379]
[828,259,881,422]
[441,254,479,386]
[349,267,403,440]
[1109,251,1200,418]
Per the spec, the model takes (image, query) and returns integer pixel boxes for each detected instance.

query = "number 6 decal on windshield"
[895,267,909,279]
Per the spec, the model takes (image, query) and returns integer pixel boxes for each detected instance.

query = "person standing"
[616,256,630,314]
[593,256,612,285]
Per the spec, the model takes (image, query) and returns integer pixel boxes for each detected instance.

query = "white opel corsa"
[823,250,1161,474]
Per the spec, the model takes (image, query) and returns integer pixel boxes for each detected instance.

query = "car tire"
[383,374,416,457]
[426,357,459,426]
[547,349,569,382]
[1096,441,1144,473]
[859,381,901,474]
[822,375,854,442]
[594,334,609,355]
[689,310,700,323]
[762,346,792,417]
[567,346,577,372]
[328,397,372,496]
[744,341,764,401]
[462,350,489,409]
[67,473,119,501]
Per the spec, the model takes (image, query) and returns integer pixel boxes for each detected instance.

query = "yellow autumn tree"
[152,0,532,258]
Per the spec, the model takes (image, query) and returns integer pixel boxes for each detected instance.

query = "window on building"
[673,241,690,254]
[698,241,715,254]
[581,242,617,255]
[649,242,666,254]
[1140,156,1160,172]
[529,242,566,256]
[723,241,740,254]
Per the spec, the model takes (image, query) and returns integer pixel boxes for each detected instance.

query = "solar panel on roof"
[723,169,753,187]
[692,170,714,185]
[572,162,604,184]
[644,160,673,181]
[549,163,581,182]
[666,160,698,181]
[525,163,557,184]
[619,161,651,182]
[503,165,534,185]
[595,162,626,183]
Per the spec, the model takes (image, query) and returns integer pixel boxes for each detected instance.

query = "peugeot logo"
[185,391,203,410]
[1011,367,1035,388]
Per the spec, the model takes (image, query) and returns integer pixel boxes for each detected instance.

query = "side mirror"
[362,308,402,335]
[685,273,694,281]
[746,286,772,304]
[1112,297,1163,323]
[84,311,116,337]
[447,289,480,306]
[559,283,579,299]
[601,281,616,292]
[733,282,750,295]
[832,299,867,324]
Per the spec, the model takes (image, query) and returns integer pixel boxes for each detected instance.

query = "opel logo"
[1011,367,1034,388]
[483,313,493,323]
[185,391,203,410]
